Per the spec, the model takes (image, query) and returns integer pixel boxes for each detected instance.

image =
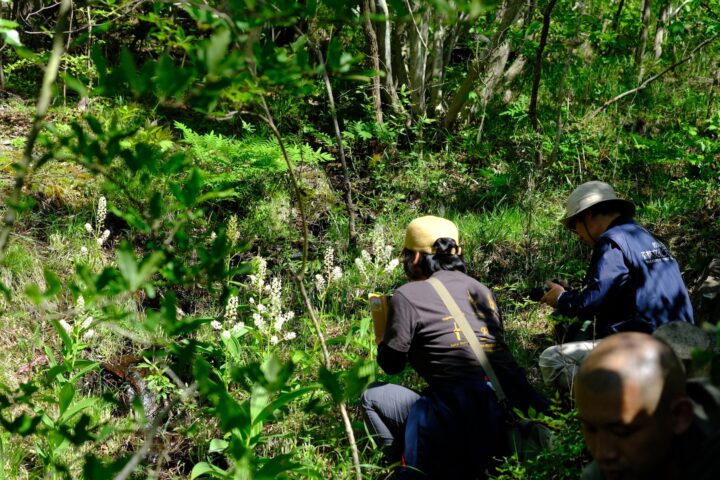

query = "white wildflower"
[80,246,88,255]
[270,335,279,345]
[81,316,93,329]
[210,231,217,241]
[81,316,95,339]
[283,331,297,341]
[231,322,245,334]
[248,297,255,304]
[76,295,86,315]
[225,295,239,323]
[257,304,267,313]
[210,320,222,330]
[315,274,326,294]
[361,249,372,264]
[253,314,267,333]
[84,223,93,234]
[372,225,386,260]
[227,215,240,246]
[382,245,394,263]
[97,196,107,231]
[331,266,343,281]
[221,330,231,340]
[268,277,282,316]
[59,319,73,334]
[385,258,400,273]
[355,257,367,277]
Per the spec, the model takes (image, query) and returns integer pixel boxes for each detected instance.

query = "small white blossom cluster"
[315,247,343,296]
[82,196,112,249]
[58,295,95,340]
[354,225,400,282]
[227,215,240,247]
[354,248,399,280]
[248,256,268,294]
[245,258,297,346]
[212,294,246,338]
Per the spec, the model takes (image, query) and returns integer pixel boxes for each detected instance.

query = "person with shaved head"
[575,332,720,480]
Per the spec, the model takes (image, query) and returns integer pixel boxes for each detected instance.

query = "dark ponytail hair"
[403,238,466,279]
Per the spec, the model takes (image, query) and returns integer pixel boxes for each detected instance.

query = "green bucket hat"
[561,181,635,228]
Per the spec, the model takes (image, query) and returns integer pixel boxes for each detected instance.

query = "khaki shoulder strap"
[426,276,507,403]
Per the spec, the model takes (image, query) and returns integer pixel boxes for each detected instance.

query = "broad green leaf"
[190,461,226,479]
[50,319,73,352]
[58,397,97,424]
[204,29,231,74]
[256,453,302,479]
[253,386,317,426]
[117,247,165,292]
[208,438,229,453]
[59,382,75,415]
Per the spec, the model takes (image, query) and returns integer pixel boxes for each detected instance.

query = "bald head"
[576,332,686,413]
[575,333,695,479]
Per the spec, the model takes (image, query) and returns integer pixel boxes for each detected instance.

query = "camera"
[527,279,571,301]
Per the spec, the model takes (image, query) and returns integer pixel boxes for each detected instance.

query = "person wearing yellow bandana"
[360,216,548,479]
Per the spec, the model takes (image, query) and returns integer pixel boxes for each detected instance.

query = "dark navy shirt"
[557,217,694,337]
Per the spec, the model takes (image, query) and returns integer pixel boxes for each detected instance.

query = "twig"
[313,44,358,246]
[585,34,720,121]
[0,0,72,260]
[402,0,428,50]
[260,96,362,480]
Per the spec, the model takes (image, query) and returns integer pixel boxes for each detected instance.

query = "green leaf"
[1,28,21,47]
[58,397,97,425]
[318,366,343,403]
[256,453,302,479]
[190,461,226,479]
[204,29,231,74]
[59,382,75,415]
[208,438,229,453]
[117,245,165,292]
[50,319,73,352]
[253,386,317,426]
[60,74,88,98]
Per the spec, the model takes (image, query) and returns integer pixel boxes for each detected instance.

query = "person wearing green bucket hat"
[536,181,694,390]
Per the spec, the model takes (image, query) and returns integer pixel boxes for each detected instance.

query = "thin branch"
[402,0,428,51]
[585,34,720,121]
[313,44,358,246]
[0,0,72,260]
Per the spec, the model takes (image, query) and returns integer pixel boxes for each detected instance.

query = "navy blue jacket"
[556,217,694,337]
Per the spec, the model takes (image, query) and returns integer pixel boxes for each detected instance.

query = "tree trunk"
[475,41,511,142]
[551,2,585,163]
[612,0,626,32]
[376,0,402,114]
[443,0,524,129]
[635,0,652,81]
[405,1,429,116]
[528,0,558,132]
[362,0,383,124]
[427,20,447,115]
[654,1,671,59]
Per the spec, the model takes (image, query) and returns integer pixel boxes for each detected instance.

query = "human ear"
[670,397,694,435]
[412,251,421,265]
